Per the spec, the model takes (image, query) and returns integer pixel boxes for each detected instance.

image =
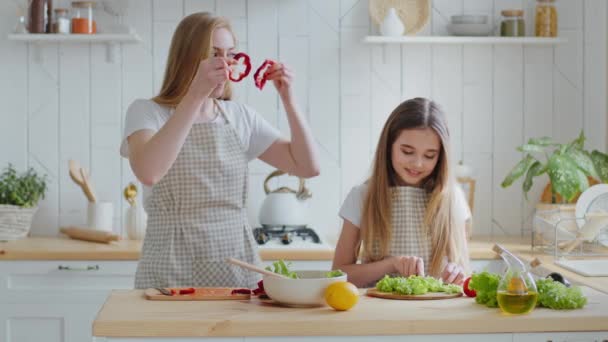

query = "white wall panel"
[0,0,603,243]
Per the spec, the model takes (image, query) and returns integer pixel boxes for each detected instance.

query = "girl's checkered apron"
[368,186,432,276]
[134,100,261,289]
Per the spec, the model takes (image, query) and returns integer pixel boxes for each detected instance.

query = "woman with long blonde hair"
[332,98,470,287]
[120,12,319,289]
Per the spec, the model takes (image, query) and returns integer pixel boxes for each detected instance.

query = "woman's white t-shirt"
[339,183,472,228]
[120,99,281,202]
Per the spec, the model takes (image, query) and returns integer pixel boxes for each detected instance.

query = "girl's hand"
[392,256,425,277]
[441,262,465,285]
[265,62,294,100]
[187,57,233,99]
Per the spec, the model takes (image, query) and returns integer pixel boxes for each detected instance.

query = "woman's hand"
[392,256,425,277]
[265,62,294,100]
[187,57,232,99]
[441,262,465,285]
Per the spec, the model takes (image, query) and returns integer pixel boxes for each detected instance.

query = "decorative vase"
[380,8,404,36]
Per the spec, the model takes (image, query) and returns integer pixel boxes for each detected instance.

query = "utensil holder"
[87,201,114,232]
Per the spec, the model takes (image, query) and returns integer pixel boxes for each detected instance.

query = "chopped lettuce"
[375,275,462,295]
[326,269,346,278]
[265,260,298,279]
[469,271,501,308]
[536,278,587,310]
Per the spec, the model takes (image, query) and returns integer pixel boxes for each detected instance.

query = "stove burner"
[253,226,321,245]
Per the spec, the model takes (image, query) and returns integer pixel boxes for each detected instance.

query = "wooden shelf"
[7,33,141,43]
[363,36,566,45]
[7,33,141,63]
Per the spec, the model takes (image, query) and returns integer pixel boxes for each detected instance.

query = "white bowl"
[447,23,494,36]
[263,270,347,307]
[451,14,488,25]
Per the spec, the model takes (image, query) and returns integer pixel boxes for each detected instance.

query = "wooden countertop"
[0,236,334,261]
[93,288,608,337]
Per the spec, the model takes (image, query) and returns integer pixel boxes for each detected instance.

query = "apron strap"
[213,99,230,124]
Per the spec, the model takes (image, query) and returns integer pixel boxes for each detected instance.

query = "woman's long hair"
[360,98,469,277]
[152,12,234,106]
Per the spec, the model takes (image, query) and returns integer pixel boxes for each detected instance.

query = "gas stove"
[252,225,325,247]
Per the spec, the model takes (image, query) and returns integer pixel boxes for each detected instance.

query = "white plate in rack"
[575,184,608,229]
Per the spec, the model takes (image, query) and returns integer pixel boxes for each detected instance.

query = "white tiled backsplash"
[0,0,605,243]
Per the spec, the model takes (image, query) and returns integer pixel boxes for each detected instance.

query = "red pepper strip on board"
[170,287,196,295]
[229,52,252,82]
[253,59,275,90]
[231,288,252,295]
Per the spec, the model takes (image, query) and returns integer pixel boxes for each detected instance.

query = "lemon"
[324,281,359,311]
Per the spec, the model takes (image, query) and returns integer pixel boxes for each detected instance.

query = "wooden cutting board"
[366,288,463,300]
[144,288,251,301]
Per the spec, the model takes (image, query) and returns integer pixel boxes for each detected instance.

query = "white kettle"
[258,170,311,227]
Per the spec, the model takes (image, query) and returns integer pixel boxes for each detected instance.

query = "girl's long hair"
[152,12,234,106]
[360,98,469,276]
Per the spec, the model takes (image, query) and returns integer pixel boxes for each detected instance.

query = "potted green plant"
[501,131,608,204]
[0,164,47,240]
[501,132,608,247]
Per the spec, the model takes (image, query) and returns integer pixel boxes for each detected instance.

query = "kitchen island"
[93,287,608,341]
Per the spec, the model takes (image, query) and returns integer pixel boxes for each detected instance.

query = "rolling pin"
[60,226,120,244]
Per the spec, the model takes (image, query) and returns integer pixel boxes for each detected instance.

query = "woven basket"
[369,0,430,35]
[0,205,38,240]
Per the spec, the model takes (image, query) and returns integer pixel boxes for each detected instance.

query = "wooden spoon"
[79,167,97,203]
[226,257,290,279]
[68,160,95,202]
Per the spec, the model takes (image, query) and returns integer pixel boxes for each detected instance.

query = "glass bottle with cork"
[493,244,538,315]
[71,1,97,34]
[535,0,558,37]
[500,9,525,37]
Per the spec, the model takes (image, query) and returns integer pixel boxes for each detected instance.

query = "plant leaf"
[591,150,608,183]
[522,161,545,199]
[528,136,555,147]
[517,144,546,153]
[501,155,536,188]
[567,149,600,180]
[566,131,586,152]
[547,154,588,202]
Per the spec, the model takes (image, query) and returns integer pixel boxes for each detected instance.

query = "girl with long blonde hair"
[332,98,470,287]
[121,12,319,289]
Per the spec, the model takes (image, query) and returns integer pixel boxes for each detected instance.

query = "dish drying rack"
[532,200,608,258]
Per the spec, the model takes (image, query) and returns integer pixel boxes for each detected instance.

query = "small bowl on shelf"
[447,23,494,36]
[451,14,489,25]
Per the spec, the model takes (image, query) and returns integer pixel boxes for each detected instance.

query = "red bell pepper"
[231,288,252,295]
[229,52,252,82]
[170,287,196,295]
[253,59,275,90]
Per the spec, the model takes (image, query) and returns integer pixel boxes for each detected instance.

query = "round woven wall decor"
[369,0,430,35]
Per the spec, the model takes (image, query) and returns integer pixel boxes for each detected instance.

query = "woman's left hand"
[265,62,294,100]
[441,262,465,285]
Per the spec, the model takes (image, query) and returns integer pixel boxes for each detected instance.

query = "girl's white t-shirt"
[120,99,281,202]
[339,183,472,228]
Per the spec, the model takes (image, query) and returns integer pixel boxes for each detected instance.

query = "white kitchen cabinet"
[513,332,608,342]
[0,260,137,342]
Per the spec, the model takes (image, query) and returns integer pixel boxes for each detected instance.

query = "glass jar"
[500,10,525,37]
[71,1,97,34]
[52,8,70,34]
[535,0,558,37]
[493,244,538,315]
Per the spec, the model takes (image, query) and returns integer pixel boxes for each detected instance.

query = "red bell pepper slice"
[229,52,252,82]
[170,287,196,295]
[253,59,275,90]
[231,288,252,295]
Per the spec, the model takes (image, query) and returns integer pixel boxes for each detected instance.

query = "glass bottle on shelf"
[535,0,558,37]
[500,9,525,37]
[71,1,97,34]
[52,8,70,34]
[493,244,538,315]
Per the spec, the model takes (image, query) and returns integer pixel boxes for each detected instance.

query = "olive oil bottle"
[493,244,539,315]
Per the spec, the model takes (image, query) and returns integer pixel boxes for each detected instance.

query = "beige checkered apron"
[368,187,432,277]
[134,100,261,289]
